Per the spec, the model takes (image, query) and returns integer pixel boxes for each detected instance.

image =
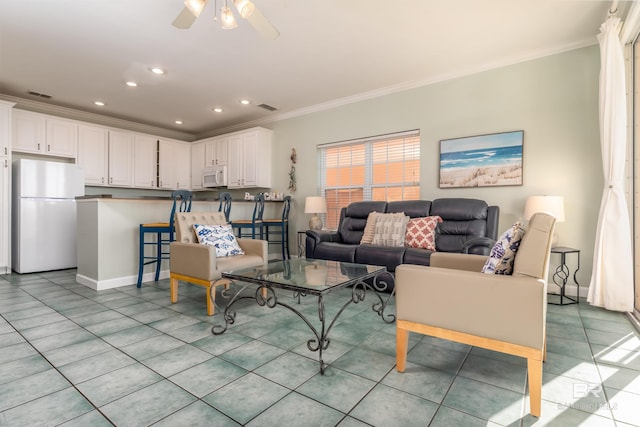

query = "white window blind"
[318,130,420,229]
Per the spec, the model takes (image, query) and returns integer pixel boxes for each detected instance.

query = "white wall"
[267,45,601,292]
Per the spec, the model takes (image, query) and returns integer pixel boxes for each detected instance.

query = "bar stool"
[218,192,232,222]
[263,195,291,259]
[137,190,192,288]
[232,193,265,239]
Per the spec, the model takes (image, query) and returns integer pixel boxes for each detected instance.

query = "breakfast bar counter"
[75,196,283,290]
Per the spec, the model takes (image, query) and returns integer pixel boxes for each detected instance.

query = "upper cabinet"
[172,141,191,190]
[12,110,77,158]
[204,137,228,167]
[108,131,134,187]
[191,141,206,190]
[133,135,158,189]
[77,124,108,186]
[227,127,272,189]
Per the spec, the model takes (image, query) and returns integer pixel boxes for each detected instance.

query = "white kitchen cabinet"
[12,110,77,158]
[134,135,157,189]
[204,137,228,166]
[173,141,191,190]
[77,124,108,186]
[0,101,14,274]
[190,141,206,190]
[157,139,173,189]
[108,130,133,187]
[227,127,272,189]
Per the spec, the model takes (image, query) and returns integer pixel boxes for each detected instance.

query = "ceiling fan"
[172,0,280,40]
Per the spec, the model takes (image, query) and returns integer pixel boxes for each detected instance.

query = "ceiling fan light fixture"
[220,5,237,29]
[233,0,254,18]
[184,0,207,17]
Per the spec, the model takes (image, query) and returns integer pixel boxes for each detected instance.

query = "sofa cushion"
[386,200,431,217]
[403,247,434,267]
[431,198,490,252]
[481,221,526,275]
[355,245,406,272]
[372,213,410,247]
[193,224,245,257]
[405,216,442,250]
[339,201,388,244]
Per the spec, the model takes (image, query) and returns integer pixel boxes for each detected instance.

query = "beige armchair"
[169,211,268,315]
[395,212,556,418]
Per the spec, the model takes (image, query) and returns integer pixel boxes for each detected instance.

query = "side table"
[297,231,307,258]
[549,246,580,305]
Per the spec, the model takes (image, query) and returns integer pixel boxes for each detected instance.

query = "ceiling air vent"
[27,90,52,99]
[257,103,277,111]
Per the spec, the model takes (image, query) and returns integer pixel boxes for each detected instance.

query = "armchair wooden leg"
[170,277,179,304]
[396,324,409,372]
[206,284,214,316]
[527,358,543,417]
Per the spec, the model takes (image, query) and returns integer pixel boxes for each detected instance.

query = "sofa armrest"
[430,252,488,272]
[395,264,547,349]
[305,230,341,258]
[237,238,268,263]
[462,237,496,255]
[170,242,217,281]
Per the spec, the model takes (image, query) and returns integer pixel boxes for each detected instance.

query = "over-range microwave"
[202,165,227,187]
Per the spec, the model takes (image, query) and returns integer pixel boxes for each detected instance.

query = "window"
[318,130,420,229]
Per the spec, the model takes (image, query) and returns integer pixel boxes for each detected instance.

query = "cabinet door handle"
[47,144,51,152]
[37,143,40,150]
[4,159,7,168]
[110,177,113,184]
[3,147,6,155]
[101,177,104,184]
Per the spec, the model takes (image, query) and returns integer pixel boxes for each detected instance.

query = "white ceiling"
[0,0,619,138]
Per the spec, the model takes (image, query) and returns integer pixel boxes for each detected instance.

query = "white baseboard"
[76,270,170,291]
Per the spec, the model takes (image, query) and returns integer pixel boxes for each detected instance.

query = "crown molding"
[0,94,195,141]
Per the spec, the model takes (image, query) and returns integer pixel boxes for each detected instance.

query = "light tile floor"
[0,269,639,426]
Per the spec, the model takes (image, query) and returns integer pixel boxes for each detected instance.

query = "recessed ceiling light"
[125,81,138,87]
[212,107,223,113]
[150,67,166,75]
[94,101,105,106]
[175,120,183,125]
[240,99,250,105]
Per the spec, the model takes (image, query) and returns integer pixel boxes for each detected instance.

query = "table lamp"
[305,196,326,230]
[524,195,565,247]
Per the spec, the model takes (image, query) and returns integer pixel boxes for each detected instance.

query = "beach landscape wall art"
[439,130,524,188]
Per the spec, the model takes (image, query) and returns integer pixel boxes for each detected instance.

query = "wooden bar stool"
[232,193,265,239]
[137,190,192,288]
[263,195,291,259]
[218,192,232,222]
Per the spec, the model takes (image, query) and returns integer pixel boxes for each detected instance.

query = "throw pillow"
[360,212,381,244]
[481,221,526,275]
[372,213,410,247]
[193,224,245,257]
[405,216,443,251]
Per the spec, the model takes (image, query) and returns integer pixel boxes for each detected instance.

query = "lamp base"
[309,215,323,230]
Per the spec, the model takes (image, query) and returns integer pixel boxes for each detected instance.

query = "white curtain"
[587,16,634,312]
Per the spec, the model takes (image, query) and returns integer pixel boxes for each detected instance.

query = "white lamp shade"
[304,196,327,214]
[524,196,565,222]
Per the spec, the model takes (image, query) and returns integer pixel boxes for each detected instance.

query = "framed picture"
[439,130,524,188]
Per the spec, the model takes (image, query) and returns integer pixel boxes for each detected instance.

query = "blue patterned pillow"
[193,224,245,257]
[481,221,526,275]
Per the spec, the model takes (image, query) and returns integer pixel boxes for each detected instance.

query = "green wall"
[268,45,601,293]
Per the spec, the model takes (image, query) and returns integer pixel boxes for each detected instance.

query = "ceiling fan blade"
[172,6,198,29]
[245,7,280,40]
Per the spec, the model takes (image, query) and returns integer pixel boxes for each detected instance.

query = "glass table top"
[221,258,386,295]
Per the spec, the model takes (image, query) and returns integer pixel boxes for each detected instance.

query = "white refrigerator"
[12,159,85,273]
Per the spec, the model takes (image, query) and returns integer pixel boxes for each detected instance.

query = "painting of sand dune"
[439,130,523,188]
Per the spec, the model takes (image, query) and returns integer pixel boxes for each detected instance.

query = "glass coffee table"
[210,258,392,374]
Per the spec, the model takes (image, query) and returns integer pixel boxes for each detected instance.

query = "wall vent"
[257,103,277,111]
[27,90,52,99]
